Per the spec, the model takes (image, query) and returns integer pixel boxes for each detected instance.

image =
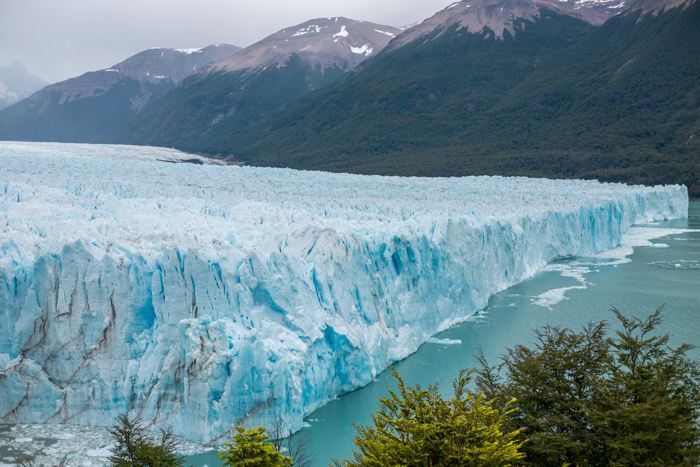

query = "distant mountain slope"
[199,0,700,197]
[110,18,401,151]
[0,61,48,111]
[0,45,240,143]
[206,17,400,73]
[189,5,598,160]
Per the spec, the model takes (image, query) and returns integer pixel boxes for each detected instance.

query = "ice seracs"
[0,141,688,443]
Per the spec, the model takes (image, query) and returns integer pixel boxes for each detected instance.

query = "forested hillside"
[196,3,699,196]
[112,57,348,150]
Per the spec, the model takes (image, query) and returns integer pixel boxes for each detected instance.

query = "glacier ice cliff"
[0,141,688,443]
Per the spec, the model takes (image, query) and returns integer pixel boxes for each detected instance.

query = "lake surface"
[188,202,700,467]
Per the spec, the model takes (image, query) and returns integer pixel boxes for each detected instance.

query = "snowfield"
[0,141,688,443]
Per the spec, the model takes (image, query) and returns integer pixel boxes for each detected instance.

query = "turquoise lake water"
[189,202,700,467]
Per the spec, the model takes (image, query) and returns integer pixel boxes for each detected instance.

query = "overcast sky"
[0,0,457,84]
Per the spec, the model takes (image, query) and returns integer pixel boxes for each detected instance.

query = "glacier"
[0,141,688,443]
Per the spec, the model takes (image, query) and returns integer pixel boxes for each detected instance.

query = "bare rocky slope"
[388,0,638,49]
[206,17,401,73]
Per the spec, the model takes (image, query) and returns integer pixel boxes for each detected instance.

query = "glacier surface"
[0,141,688,443]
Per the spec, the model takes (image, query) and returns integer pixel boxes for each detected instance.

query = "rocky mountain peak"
[204,18,401,74]
[388,0,640,49]
[29,44,241,108]
[623,0,696,16]
[101,44,241,84]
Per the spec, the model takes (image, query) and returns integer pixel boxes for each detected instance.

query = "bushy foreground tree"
[108,414,184,467]
[334,368,524,467]
[219,426,293,467]
[477,307,700,466]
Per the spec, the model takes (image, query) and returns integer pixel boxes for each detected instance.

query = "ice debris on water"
[426,338,463,345]
[0,422,210,466]
[0,141,688,443]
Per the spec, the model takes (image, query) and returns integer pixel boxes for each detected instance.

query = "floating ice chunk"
[86,446,114,457]
[531,264,590,309]
[532,284,587,309]
[426,338,462,345]
[587,227,695,265]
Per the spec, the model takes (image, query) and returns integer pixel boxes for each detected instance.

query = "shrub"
[477,307,700,466]
[334,368,524,466]
[219,426,293,467]
[108,414,184,467]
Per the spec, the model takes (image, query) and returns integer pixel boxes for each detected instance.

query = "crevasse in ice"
[0,142,688,443]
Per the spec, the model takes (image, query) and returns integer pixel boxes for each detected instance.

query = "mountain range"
[111,18,401,150]
[0,0,698,196]
[0,44,240,142]
[195,0,699,197]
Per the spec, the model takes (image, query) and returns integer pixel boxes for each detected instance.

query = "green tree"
[108,414,184,467]
[477,307,700,466]
[334,368,524,467]
[219,426,293,467]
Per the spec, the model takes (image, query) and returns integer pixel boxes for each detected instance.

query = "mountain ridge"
[109,18,401,150]
[22,44,240,112]
[204,17,401,74]
[386,0,638,50]
[189,0,699,196]
[0,44,240,143]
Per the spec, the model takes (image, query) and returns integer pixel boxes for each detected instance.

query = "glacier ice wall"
[0,141,688,443]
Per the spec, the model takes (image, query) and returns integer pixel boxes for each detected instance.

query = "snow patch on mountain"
[293,24,324,36]
[333,25,349,37]
[175,48,204,54]
[350,44,373,55]
[374,29,396,37]
[0,83,17,101]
